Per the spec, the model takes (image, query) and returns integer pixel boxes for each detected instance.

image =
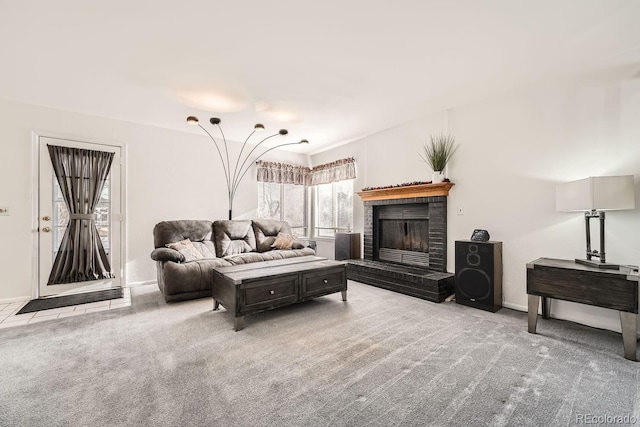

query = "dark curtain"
[47,145,115,285]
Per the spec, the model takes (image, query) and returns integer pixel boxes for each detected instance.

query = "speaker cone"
[456,268,491,300]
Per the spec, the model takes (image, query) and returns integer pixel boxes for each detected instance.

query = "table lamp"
[556,175,635,270]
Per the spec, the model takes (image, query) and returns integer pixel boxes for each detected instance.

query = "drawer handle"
[269,290,275,295]
[323,279,328,284]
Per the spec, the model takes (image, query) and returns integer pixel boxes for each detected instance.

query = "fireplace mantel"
[357,182,454,202]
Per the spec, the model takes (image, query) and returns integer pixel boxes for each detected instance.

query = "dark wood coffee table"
[212,256,347,330]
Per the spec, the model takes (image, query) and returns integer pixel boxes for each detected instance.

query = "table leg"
[528,295,540,333]
[619,312,637,361]
[234,315,245,332]
[213,298,220,311]
[541,297,550,319]
[341,290,347,302]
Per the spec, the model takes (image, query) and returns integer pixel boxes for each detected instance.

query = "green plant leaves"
[418,133,458,172]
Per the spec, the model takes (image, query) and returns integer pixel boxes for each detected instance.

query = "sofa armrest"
[151,247,185,263]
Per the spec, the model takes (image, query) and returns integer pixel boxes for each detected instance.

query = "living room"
[1,1,640,425]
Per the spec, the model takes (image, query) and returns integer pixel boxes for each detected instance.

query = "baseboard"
[502,301,527,312]
[0,296,30,305]
[125,280,156,287]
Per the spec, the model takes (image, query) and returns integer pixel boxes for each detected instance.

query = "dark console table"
[527,258,639,361]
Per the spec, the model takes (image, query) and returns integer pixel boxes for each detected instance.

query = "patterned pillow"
[166,239,204,262]
[271,232,294,250]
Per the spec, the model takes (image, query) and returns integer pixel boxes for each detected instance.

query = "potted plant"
[419,132,458,183]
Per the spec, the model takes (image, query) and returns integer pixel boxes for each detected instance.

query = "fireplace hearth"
[347,183,455,303]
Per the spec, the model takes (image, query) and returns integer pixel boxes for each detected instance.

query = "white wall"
[312,65,640,334]
[448,66,640,333]
[0,98,308,301]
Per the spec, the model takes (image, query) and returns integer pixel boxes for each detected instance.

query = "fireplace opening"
[375,204,430,268]
[379,219,429,252]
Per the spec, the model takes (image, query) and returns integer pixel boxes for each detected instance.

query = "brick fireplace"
[347,183,455,303]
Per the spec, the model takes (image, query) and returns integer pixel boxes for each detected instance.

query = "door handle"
[42,215,51,221]
[41,227,51,232]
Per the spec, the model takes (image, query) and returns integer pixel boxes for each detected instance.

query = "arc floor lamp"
[187,116,308,220]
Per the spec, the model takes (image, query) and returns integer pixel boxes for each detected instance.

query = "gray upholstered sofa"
[151,219,316,302]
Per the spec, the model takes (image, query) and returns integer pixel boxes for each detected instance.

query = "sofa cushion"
[166,239,204,262]
[213,220,257,257]
[191,241,216,258]
[252,220,292,252]
[153,220,216,257]
[224,247,315,265]
[291,240,305,250]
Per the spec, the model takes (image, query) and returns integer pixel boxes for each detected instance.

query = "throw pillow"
[166,239,204,262]
[271,232,294,250]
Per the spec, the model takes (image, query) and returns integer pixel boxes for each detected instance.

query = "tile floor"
[0,288,131,329]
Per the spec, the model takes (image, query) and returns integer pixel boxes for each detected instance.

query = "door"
[38,136,122,297]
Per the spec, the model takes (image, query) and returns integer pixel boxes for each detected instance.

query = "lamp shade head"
[209,117,221,125]
[186,116,199,124]
[556,175,636,212]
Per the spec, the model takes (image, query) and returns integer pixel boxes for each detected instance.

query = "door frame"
[31,130,127,299]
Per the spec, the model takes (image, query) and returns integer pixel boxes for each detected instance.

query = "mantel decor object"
[357,181,454,202]
[419,133,459,184]
[187,116,308,219]
[556,175,635,270]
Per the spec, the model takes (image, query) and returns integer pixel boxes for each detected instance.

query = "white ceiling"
[1,0,639,154]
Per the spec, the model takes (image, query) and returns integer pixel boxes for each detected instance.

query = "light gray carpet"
[0,281,638,427]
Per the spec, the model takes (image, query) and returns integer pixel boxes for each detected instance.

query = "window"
[257,182,308,236]
[258,157,356,239]
[52,172,112,255]
[314,180,353,237]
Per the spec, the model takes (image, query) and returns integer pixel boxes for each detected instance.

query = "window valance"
[256,160,311,186]
[256,157,356,186]
[310,157,356,185]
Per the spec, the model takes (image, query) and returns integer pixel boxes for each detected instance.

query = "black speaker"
[335,233,361,260]
[455,240,502,312]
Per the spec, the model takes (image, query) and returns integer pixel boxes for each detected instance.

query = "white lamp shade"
[556,175,636,212]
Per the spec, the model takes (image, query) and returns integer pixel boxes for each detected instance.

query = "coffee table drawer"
[242,274,299,311]
[301,267,346,298]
